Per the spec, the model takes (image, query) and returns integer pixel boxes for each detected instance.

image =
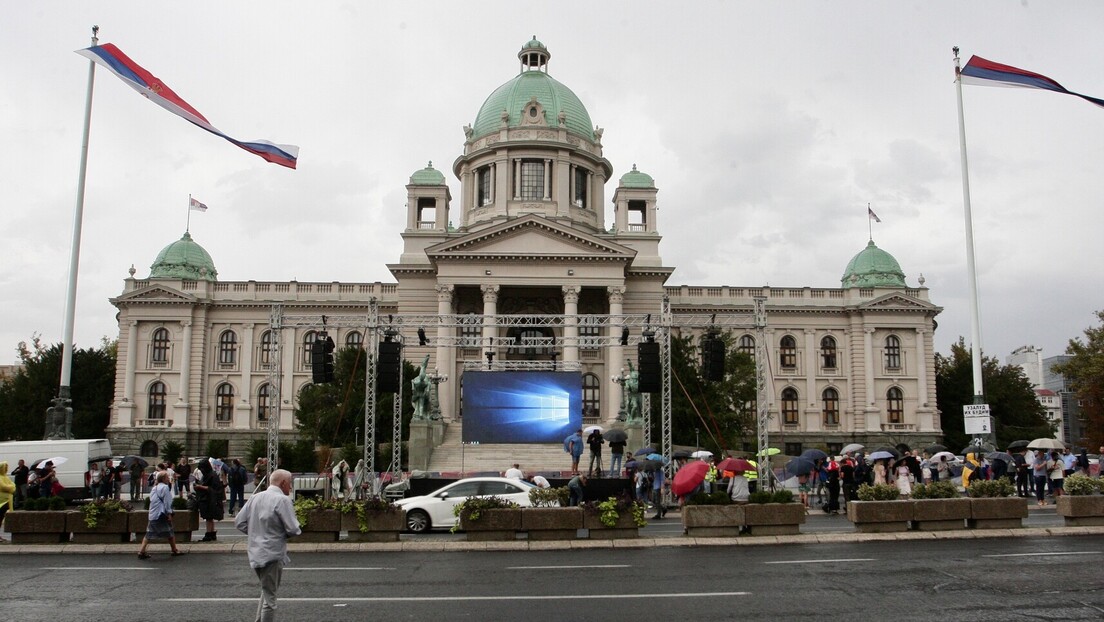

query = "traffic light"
[702,333,725,382]
[311,333,335,383]
[377,340,402,393]
[637,340,661,393]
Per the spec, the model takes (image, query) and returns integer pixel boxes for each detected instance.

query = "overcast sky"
[4,1,1103,368]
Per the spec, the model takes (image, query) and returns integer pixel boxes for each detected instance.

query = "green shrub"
[48,496,67,511]
[968,478,1014,498]
[911,481,959,499]
[1064,474,1099,496]
[528,486,570,507]
[856,483,901,501]
[20,498,44,511]
[171,496,189,511]
[80,498,131,528]
[770,489,794,504]
[747,491,773,504]
[326,496,401,533]
[686,491,733,506]
[451,496,520,531]
[582,494,646,528]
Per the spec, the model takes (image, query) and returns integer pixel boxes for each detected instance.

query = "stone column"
[177,321,192,405]
[436,284,456,420]
[864,327,877,431]
[481,284,500,363]
[280,329,296,430]
[804,329,818,430]
[543,159,552,200]
[513,159,521,199]
[562,285,579,365]
[123,320,138,404]
[489,162,496,203]
[915,327,932,431]
[236,323,255,429]
[605,286,625,424]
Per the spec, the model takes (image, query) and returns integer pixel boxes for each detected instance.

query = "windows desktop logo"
[462,371,582,443]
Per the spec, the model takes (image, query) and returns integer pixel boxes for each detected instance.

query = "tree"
[1052,310,1104,448]
[647,332,757,453]
[0,335,117,441]
[935,338,1053,451]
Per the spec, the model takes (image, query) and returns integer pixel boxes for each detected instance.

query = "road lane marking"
[165,592,750,602]
[40,567,157,571]
[765,558,874,564]
[506,564,631,570]
[983,551,1099,558]
[284,567,395,571]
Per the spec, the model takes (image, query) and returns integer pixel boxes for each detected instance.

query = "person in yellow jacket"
[0,461,15,542]
[704,461,718,493]
[745,459,759,494]
[962,452,982,493]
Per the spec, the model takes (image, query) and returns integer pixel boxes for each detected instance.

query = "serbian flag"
[189,197,208,212]
[959,55,1104,110]
[868,207,881,223]
[76,43,299,168]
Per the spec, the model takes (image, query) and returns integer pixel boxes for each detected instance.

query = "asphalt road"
[3,535,1101,621]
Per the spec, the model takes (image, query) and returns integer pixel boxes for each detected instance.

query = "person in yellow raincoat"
[962,452,982,494]
[0,461,15,542]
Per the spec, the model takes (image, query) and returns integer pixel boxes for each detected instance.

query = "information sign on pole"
[964,415,991,435]
[963,404,990,417]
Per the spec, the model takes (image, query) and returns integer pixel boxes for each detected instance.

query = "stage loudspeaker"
[377,341,402,393]
[311,334,335,383]
[702,337,725,382]
[637,341,661,393]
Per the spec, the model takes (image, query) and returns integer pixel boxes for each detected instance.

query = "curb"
[3,525,1103,555]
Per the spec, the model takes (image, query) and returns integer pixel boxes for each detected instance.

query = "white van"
[0,438,113,501]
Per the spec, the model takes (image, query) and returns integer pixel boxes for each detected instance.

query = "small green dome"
[410,161,446,185]
[471,39,594,142]
[841,240,906,289]
[150,232,218,281]
[619,164,654,188]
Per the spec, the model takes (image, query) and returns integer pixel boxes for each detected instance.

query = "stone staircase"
[424,421,577,477]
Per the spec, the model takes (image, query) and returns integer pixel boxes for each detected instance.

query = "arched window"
[259,330,275,366]
[345,331,363,348]
[885,335,901,370]
[820,336,837,369]
[822,387,840,425]
[738,335,755,356]
[215,383,235,422]
[781,387,799,424]
[218,330,238,365]
[302,330,318,366]
[779,335,797,369]
[147,381,166,419]
[151,327,170,365]
[257,383,273,422]
[886,387,904,423]
[582,373,600,419]
[139,440,159,458]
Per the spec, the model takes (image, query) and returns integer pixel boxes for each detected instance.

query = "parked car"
[395,477,535,533]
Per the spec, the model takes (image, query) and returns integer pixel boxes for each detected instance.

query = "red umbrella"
[716,458,754,473]
[672,460,709,497]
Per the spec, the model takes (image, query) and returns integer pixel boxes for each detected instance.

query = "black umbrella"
[785,457,816,477]
[672,449,693,459]
[639,459,664,472]
[895,443,912,454]
[986,452,1015,464]
[634,447,657,456]
[604,429,629,443]
[120,455,149,469]
[961,443,995,455]
[925,444,949,455]
[1006,440,1031,451]
[801,449,828,461]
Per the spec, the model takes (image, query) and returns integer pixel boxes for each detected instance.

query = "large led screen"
[462,371,583,444]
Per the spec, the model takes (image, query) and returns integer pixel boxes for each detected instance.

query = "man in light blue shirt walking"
[235,469,301,622]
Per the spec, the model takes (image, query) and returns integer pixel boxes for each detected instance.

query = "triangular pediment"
[857,292,939,312]
[112,283,198,305]
[426,216,635,262]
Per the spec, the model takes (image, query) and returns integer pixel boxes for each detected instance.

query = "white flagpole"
[56,25,100,415]
[187,194,192,232]
[953,46,986,403]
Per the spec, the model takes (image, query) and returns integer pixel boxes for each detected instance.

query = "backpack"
[228,465,245,486]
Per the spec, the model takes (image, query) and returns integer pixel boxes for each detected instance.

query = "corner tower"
[453,37,613,234]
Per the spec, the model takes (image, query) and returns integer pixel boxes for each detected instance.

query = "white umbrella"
[583,425,603,434]
[930,451,956,463]
[841,443,865,454]
[1028,438,1065,451]
[691,450,713,459]
[33,456,68,468]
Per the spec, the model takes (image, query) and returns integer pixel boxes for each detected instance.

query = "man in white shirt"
[504,464,524,479]
[234,469,302,622]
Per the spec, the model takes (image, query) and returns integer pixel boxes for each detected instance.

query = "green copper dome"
[841,240,906,289]
[150,232,218,281]
[471,39,594,142]
[410,161,446,185]
[619,164,654,188]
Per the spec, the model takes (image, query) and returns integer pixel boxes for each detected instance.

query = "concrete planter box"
[968,497,1027,529]
[682,505,742,537]
[521,507,583,540]
[129,510,199,542]
[1056,496,1104,526]
[67,510,131,544]
[846,500,912,533]
[291,509,341,542]
[583,510,639,539]
[740,503,806,536]
[911,498,970,531]
[460,508,522,541]
[3,511,69,544]
[340,511,405,542]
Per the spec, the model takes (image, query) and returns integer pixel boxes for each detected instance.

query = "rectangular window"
[520,160,544,200]
[785,443,803,457]
[573,167,587,208]
[478,166,491,206]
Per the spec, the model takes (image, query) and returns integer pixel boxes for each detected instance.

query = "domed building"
[106,39,941,464]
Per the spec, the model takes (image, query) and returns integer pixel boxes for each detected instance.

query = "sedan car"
[395,476,535,533]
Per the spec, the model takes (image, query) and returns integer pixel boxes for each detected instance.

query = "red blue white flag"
[75,43,299,169]
[868,207,881,223]
[189,197,208,212]
[959,55,1104,110]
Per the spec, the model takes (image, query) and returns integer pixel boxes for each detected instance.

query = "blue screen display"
[462,371,583,444]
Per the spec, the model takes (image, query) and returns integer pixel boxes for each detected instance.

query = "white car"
[395,477,535,533]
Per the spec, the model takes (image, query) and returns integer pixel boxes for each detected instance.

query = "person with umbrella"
[894,455,913,498]
[606,429,628,477]
[1012,448,1031,497]
[1031,449,1050,506]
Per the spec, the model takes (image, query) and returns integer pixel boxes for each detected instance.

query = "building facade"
[106,39,942,460]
